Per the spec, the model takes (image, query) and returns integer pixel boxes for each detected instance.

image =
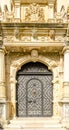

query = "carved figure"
[49,30,55,40]
[14,27,19,40]
[32,28,38,40]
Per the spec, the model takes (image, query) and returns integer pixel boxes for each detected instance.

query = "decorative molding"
[3,34,65,43]
[11,54,57,72]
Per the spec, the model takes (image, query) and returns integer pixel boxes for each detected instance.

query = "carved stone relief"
[25,3,45,22]
[3,33,65,43]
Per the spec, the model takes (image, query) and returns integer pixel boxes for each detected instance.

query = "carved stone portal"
[9,53,62,119]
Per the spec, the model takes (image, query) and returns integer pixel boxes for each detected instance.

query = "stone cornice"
[4,42,64,53]
[1,22,67,53]
[1,22,67,28]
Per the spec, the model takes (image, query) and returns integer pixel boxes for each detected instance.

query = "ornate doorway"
[16,62,53,117]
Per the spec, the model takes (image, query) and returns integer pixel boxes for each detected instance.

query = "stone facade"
[0,0,69,130]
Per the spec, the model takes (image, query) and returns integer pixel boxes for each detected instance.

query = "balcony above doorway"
[1,22,66,53]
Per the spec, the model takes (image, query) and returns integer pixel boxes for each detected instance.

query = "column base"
[47,19,55,23]
[14,18,20,22]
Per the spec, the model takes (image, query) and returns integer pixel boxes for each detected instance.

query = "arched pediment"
[11,53,57,73]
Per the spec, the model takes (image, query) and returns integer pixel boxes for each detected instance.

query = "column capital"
[48,3,54,8]
[62,46,69,54]
[14,0,20,5]
[63,81,69,87]
[48,0,55,5]
[0,46,6,54]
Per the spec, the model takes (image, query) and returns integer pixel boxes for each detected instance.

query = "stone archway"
[9,52,60,119]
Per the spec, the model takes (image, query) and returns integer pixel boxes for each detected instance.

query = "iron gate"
[16,62,53,117]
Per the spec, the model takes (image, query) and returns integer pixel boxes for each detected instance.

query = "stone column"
[14,0,20,22]
[0,47,6,122]
[64,48,69,98]
[62,47,69,127]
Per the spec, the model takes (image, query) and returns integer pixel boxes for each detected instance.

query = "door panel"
[26,78,42,116]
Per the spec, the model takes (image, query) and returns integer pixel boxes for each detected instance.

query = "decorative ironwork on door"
[16,62,53,117]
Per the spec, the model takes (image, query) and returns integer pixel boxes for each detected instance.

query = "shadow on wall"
[0,124,3,129]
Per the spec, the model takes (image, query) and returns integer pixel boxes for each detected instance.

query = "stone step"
[4,127,66,130]
[4,118,66,130]
[9,117,61,124]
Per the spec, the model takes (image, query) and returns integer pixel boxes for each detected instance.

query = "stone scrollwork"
[25,3,45,22]
[0,4,14,22]
[3,35,65,43]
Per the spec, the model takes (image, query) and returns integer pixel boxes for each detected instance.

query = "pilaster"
[62,47,69,128]
[48,0,55,22]
[14,0,20,22]
[0,47,6,126]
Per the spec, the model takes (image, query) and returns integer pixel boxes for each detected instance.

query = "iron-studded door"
[16,62,53,117]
